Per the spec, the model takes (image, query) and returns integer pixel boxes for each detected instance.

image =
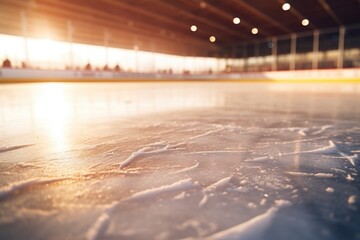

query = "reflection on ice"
[34,83,70,153]
[0,82,359,240]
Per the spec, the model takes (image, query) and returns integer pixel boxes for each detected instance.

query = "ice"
[206,200,291,240]
[173,192,186,200]
[86,202,119,240]
[189,127,224,140]
[119,142,184,169]
[204,177,232,192]
[286,172,333,178]
[346,174,355,181]
[198,194,208,207]
[186,150,246,155]
[283,140,338,155]
[126,178,198,201]
[338,152,357,166]
[348,195,356,205]
[1,82,360,239]
[0,177,70,200]
[0,144,34,153]
[171,161,199,174]
[312,125,333,135]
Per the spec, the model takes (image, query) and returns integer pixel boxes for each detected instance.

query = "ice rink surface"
[0,82,359,240]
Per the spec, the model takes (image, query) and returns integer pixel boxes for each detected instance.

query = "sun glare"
[34,83,70,153]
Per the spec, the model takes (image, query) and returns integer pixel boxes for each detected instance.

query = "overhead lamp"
[251,28,259,35]
[282,3,291,11]
[200,1,207,9]
[190,25,197,32]
[302,19,309,26]
[233,17,241,24]
[209,36,216,43]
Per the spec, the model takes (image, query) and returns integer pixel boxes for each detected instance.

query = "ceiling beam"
[42,0,214,49]
[317,0,343,25]
[1,0,217,55]
[99,0,210,44]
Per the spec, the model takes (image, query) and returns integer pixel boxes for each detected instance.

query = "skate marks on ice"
[0,144,35,154]
[119,142,186,169]
[246,139,358,175]
[199,176,233,208]
[205,200,291,240]
[86,178,199,240]
[0,177,72,201]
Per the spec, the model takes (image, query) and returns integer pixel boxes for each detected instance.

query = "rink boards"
[0,68,360,83]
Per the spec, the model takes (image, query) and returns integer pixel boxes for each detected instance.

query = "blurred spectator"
[85,63,92,71]
[114,64,121,72]
[2,58,11,68]
[21,62,27,69]
[103,64,110,71]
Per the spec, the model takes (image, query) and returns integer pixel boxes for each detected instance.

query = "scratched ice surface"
[0,82,359,240]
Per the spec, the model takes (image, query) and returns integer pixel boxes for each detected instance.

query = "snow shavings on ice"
[198,194,209,207]
[286,172,334,178]
[312,125,333,135]
[326,187,335,193]
[0,144,34,153]
[205,200,291,240]
[127,178,198,201]
[198,176,232,208]
[204,176,232,192]
[171,161,199,174]
[0,177,71,200]
[86,202,119,240]
[348,195,356,205]
[338,152,357,166]
[185,150,246,155]
[346,174,355,181]
[119,142,185,169]
[288,127,309,136]
[284,140,338,155]
[189,127,224,140]
[87,179,198,240]
[173,192,186,200]
[245,156,272,162]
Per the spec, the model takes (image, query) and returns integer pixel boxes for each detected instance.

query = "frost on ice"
[1,83,360,240]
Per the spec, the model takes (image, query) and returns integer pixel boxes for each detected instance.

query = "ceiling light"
[302,19,309,26]
[282,3,291,11]
[200,1,207,9]
[233,17,241,24]
[190,25,197,32]
[251,28,258,35]
[209,36,216,43]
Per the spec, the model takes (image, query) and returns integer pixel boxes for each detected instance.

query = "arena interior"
[0,1,360,240]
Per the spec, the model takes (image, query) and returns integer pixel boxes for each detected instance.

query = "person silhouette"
[2,58,11,68]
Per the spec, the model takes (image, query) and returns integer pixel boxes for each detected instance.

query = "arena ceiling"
[0,0,359,56]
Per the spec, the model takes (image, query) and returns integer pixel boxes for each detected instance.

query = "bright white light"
[233,17,241,24]
[282,3,291,11]
[209,36,216,43]
[190,25,197,32]
[251,28,259,35]
[302,19,310,26]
